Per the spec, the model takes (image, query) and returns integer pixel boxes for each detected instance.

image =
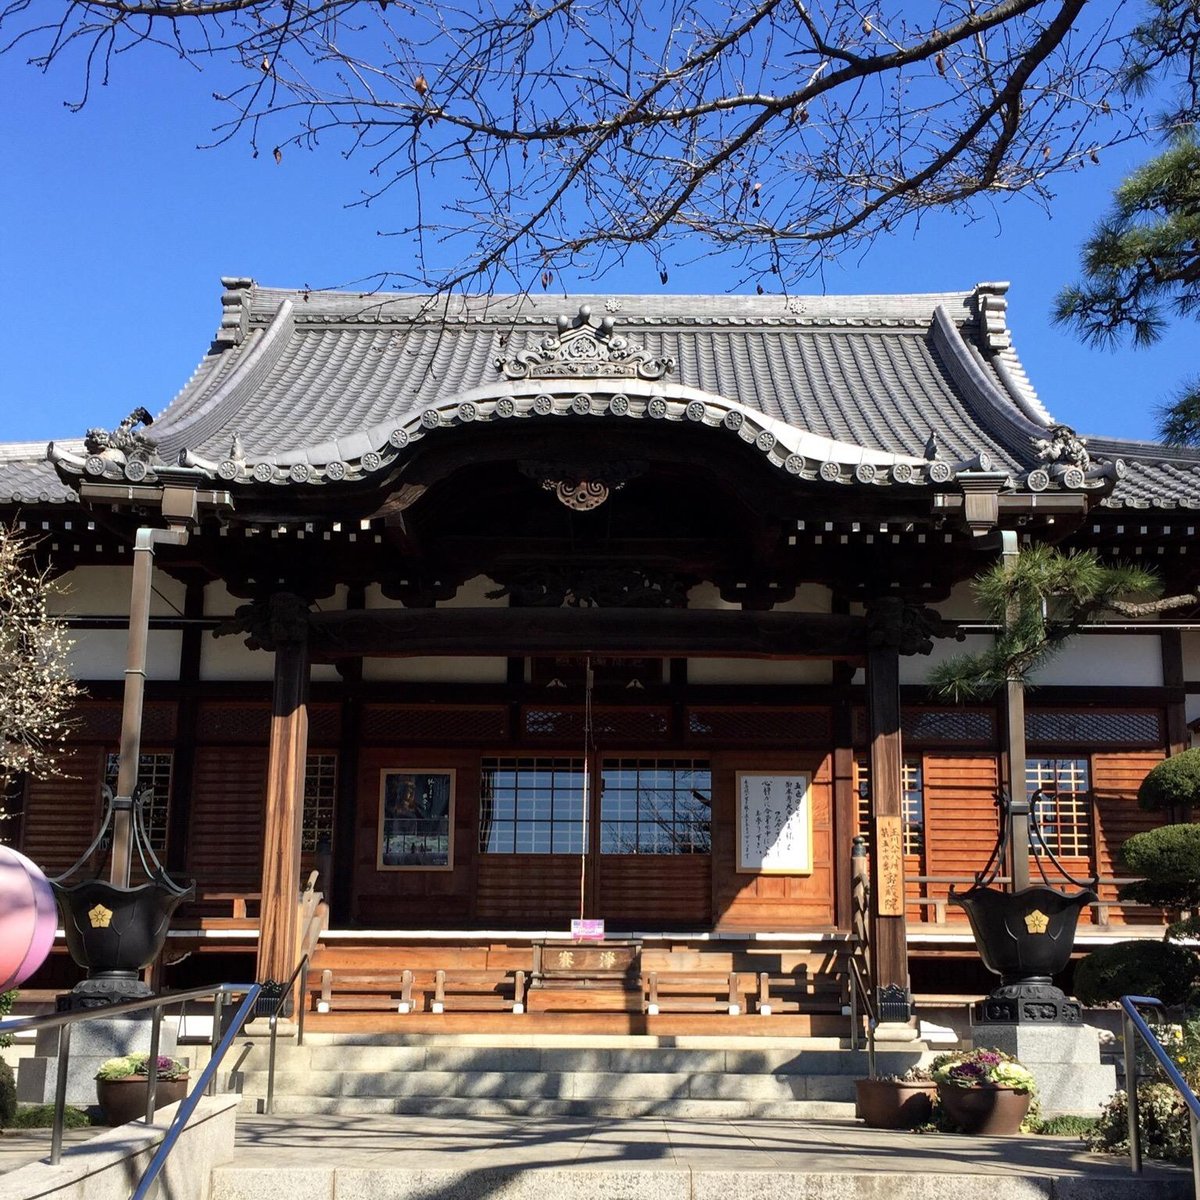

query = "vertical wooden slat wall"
[186,744,269,897]
[1093,749,1166,926]
[21,747,104,875]
[919,754,1000,922]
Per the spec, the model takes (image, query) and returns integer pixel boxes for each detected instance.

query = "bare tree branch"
[0,0,1158,291]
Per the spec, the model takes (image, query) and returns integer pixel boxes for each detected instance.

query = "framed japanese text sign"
[875,815,905,916]
[735,772,813,874]
[377,769,455,871]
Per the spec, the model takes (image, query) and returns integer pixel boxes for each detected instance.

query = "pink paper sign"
[570,918,605,941]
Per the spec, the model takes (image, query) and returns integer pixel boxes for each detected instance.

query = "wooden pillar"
[832,678,856,931]
[256,605,311,985]
[1162,629,1188,756]
[331,656,362,926]
[166,578,205,875]
[866,643,911,1021]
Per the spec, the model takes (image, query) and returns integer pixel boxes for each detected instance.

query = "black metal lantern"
[51,784,194,1010]
[951,790,1096,1025]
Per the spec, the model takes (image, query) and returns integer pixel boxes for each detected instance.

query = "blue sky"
[0,32,1194,447]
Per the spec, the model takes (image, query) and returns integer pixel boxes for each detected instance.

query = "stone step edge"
[209,1164,1189,1200]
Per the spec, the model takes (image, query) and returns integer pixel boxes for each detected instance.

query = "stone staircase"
[229,1032,934,1118]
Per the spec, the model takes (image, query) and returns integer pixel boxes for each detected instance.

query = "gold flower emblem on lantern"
[88,904,114,929]
[1024,909,1050,935]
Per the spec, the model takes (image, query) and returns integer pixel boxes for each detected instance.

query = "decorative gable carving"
[497,304,675,381]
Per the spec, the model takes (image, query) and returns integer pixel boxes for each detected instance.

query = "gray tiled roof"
[9,280,1200,509]
[147,283,1038,473]
[0,443,78,504]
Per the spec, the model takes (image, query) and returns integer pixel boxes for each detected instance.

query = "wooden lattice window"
[479,757,585,854]
[855,758,924,855]
[1026,758,1091,857]
[104,752,172,852]
[599,758,711,854]
[303,754,337,852]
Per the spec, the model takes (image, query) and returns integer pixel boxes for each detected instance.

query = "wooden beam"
[866,644,911,1021]
[256,630,310,987]
[308,607,866,661]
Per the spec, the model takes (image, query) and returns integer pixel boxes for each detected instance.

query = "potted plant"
[95,1052,189,1127]
[931,1048,1037,1134]
[855,1066,937,1129]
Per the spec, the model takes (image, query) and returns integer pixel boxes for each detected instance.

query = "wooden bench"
[316,969,415,1013]
[314,967,526,1014]
[431,969,526,1014]
[756,969,847,1016]
[644,970,748,1016]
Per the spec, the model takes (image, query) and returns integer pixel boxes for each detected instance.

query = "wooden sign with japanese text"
[875,815,905,916]
[735,772,813,874]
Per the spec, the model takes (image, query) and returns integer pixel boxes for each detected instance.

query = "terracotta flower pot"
[96,1076,189,1127]
[936,1082,1031,1135]
[855,1078,937,1129]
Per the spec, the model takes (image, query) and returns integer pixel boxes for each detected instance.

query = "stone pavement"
[210,1114,1189,1200]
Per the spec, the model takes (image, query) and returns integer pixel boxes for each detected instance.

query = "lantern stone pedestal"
[16,1015,182,1108]
[972,1023,1115,1116]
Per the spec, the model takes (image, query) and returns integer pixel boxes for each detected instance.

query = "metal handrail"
[847,955,877,1079]
[265,952,310,1116]
[1119,995,1200,1195]
[0,982,260,1198]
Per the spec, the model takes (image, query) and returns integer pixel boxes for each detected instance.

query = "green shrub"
[1086,1083,1193,1159]
[0,990,16,1050]
[1073,940,1200,1006]
[1035,1113,1100,1137]
[9,1104,92,1129]
[1139,750,1200,814]
[1118,825,1200,909]
[0,1059,14,1127]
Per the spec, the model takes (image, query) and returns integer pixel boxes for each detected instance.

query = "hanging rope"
[579,656,594,923]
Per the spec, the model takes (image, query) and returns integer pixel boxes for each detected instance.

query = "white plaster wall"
[49,566,187,617]
[1028,634,1163,687]
[365,584,404,609]
[1182,632,1200,682]
[438,576,507,607]
[686,582,739,610]
[68,629,182,681]
[198,632,340,681]
[769,584,835,613]
[934,580,986,621]
[687,658,833,684]
[199,633,275,681]
[362,656,509,682]
[882,634,995,686]
[203,580,242,618]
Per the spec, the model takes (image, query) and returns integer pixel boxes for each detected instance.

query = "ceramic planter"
[936,1082,1031,1134]
[855,1078,937,1129]
[95,1076,189,1126]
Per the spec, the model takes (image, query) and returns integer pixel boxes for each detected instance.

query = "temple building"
[2,278,1198,1027]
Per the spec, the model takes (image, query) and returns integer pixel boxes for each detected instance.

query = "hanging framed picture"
[377,769,455,870]
[735,772,813,874]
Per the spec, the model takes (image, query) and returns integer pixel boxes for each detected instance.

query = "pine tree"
[1054,130,1200,444]
[929,546,1159,701]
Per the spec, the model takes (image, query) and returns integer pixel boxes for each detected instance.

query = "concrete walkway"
[210,1115,1189,1200]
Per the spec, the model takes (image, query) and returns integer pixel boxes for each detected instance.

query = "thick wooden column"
[866,642,911,1022]
[256,609,311,985]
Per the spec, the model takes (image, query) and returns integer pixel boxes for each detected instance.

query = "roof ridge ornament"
[496,304,675,381]
[1033,423,1090,472]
